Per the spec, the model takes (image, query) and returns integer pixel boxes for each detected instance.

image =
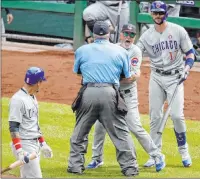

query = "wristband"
[38,136,45,143]
[38,136,46,146]
[185,58,194,69]
[12,138,22,150]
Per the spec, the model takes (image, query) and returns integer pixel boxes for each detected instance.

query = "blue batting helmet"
[24,67,46,85]
[150,1,168,24]
[150,1,167,12]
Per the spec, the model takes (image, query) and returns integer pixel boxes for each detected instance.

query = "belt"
[110,1,125,6]
[86,83,114,87]
[155,69,180,76]
[21,138,39,141]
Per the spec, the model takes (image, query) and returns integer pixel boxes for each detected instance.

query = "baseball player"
[83,1,129,43]
[8,67,53,178]
[67,21,139,177]
[86,23,165,172]
[1,8,13,42]
[136,1,195,168]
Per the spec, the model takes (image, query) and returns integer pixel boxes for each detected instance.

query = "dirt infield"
[2,50,200,120]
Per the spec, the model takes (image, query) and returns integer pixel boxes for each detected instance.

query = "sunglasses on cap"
[123,31,136,38]
[152,11,166,15]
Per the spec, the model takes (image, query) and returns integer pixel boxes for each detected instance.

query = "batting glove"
[179,67,190,84]
[40,142,53,158]
[16,148,30,164]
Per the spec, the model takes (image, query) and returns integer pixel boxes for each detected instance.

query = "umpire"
[67,21,139,177]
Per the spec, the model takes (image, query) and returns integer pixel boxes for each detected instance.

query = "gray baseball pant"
[91,83,161,162]
[68,86,138,174]
[149,71,189,155]
[11,140,42,178]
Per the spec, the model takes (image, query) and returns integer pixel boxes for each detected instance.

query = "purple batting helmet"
[151,1,168,24]
[24,67,46,85]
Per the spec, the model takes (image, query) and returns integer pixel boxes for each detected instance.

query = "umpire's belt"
[155,69,179,76]
[86,83,114,87]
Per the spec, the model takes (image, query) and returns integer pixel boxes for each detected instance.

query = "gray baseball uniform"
[91,43,163,162]
[83,1,129,40]
[136,22,193,155]
[9,88,42,178]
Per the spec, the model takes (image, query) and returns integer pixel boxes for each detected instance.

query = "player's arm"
[136,35,146,54]
[8,99,30,163]
[179,27,195,83]
[121,51,131,79]
[121,47,142,83]
[9,99,23,145]
[73,49,82,77]
[185,49,195,70]
[180,28,195,69]
[5,8,13,24]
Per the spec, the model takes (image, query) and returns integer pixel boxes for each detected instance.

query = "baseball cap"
[122,24,136,34]
[93,21,110,36]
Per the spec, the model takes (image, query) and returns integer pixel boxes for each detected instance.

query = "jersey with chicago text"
[136,22,193,71]
[119,43,142,90]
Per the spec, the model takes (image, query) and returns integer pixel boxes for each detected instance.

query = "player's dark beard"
[154,18,163,25]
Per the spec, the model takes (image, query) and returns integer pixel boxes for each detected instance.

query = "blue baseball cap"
[93,21,110,36]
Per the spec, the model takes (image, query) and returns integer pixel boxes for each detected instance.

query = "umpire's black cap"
[122,24,136,34]
[93,21,110,36]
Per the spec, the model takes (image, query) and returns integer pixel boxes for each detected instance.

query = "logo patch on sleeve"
[131,58,138,66]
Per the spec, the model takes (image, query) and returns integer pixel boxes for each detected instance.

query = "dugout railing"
[2,1,200,50]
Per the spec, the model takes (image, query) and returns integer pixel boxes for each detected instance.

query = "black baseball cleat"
[67,168,83,175]
[123,167,139,177]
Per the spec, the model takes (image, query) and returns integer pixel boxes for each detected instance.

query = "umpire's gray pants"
[91,84,161,162]
[68,86,138,174]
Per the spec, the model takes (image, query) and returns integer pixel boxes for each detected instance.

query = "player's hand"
[40,142,53,158]
[7,14,13,24]
[179,66,190,84]
[16,148,30,164]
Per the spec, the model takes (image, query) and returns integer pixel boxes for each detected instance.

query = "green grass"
[2,97,200,178]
